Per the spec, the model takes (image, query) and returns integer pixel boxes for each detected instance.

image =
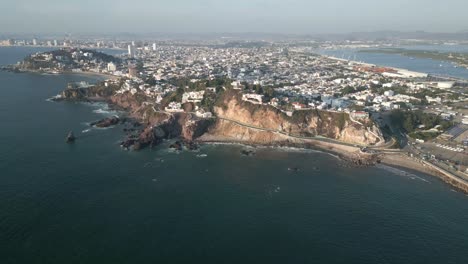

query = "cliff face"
[132,113,214,149]
[60,88,93,101]
[59,84,383,150]
[201,91,382,146]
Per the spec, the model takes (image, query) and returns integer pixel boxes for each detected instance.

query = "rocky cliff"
[59,84,382,150]
[58,82,121,101]
[200,90,383,146]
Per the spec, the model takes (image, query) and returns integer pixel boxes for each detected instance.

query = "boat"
[196,154,208,158]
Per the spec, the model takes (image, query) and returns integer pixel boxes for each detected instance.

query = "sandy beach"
[382,153,468,193]
[65,71,119,80]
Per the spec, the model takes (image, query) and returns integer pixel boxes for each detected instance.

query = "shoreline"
[199,138,468,193]
[13,67,468,194]
[326,55,429,75]
[66,71,119,80]
[199,140,341,158]
[86,97,467,194]
[55,94,468,193]
[381,153,468,193]
[1,67,119,80]
[0,44,126,51]
[197,138,371,164]
[324,54,468,81]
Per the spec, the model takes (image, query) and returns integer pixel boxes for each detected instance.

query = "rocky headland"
[55,82,384,166]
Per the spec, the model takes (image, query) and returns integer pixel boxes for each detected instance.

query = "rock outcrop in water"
[66,131,76,143]
[90,116,120,128]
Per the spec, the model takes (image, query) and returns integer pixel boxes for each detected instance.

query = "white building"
[381,102,395,110]
[83,52,93,58]
[165,102,183,112]
[426,96,442,104]
[195,110,213,118]
[351,111,369,120]
[384,90,394,97]
[437,82,455,89]
[156,94,163,104]
[231,81,243,90]
[152,43,157,51]
[397,69,428,78]
[128,45,136,58]
[107,62,117,72]
[242,93,264,104]
[182,91,205,103]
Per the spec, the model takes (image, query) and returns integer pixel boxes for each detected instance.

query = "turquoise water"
[1,47,468,263]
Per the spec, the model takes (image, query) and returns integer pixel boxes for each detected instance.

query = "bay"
[316,45,468,80]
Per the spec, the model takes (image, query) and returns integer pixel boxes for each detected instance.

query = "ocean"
[1,46,468,264]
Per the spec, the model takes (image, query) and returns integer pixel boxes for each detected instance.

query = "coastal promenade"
[216,116,361,148]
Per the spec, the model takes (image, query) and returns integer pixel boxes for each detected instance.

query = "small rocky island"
[90,116,121,128]
[66,131,76,143]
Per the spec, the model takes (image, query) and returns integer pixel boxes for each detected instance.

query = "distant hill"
[2,31,468,42]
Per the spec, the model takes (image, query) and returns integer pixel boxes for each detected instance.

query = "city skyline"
[2,0,468,34]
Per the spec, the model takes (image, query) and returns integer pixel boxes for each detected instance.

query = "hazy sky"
[2,0,467,34]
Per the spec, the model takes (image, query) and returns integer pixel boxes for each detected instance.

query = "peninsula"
[7,45,468,192]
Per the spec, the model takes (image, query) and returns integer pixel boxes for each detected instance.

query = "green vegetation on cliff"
[18,48,121,72]
[389,109,452,134]
[61,80,123,100]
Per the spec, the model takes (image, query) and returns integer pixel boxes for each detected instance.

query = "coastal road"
[216,116,363,149]
[217,116,408,154]
[151,109,400,153]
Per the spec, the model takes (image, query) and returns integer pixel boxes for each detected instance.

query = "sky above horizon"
[2,0,467,34]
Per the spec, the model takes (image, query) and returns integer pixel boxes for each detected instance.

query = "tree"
[403,114,415,132]
[136,61,144,72]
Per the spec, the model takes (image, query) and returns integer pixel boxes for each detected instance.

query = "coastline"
[326,55,430,76]
[324,53,468,81]
[197,137,374,165]
[382,153,468,193]
[7,58,467,194]
[1,67,119,80]
[79,91,468,194]
[198,140,348,163]
[66,71,119,80]
[199,137,468,193]
[45,73,468,194]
